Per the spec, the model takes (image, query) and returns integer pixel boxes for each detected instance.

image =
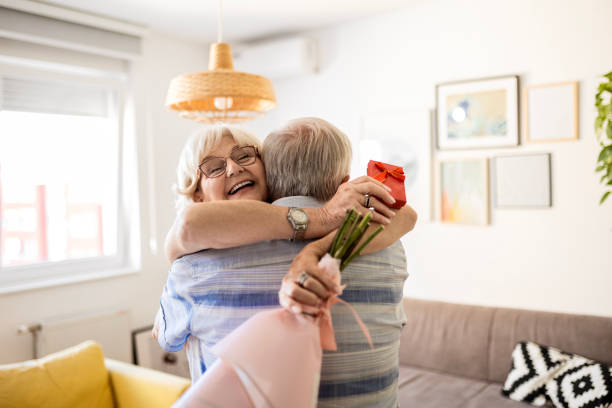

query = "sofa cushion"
[400,298,494,382]
[398,365,525,408]
[106,358,190,408]
[0,341,114,408]
[462,383,529,408]
[489,307,612,384]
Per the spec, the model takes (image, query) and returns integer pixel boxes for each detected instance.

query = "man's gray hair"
[262,117,352,201]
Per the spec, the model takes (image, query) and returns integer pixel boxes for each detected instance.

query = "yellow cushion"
[0,341,114,408]
[106,358,190,408]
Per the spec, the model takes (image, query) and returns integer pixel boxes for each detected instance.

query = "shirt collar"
[272,195,324,209]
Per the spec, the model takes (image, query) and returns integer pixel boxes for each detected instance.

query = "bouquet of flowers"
[317,209,383,350]
[329,208,384,270]
[173,209,383,408]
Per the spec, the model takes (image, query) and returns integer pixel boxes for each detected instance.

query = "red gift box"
[367,160,406,209]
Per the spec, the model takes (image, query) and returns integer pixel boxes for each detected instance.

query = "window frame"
[0,61,139,294]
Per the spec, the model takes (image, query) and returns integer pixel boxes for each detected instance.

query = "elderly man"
[157,118,416,406]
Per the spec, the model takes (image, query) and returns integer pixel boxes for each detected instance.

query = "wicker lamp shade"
[166,42,276,123]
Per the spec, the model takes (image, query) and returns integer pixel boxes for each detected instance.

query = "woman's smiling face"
[195,135,268,203]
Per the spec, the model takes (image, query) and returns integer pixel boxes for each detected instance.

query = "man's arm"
[165,176,398,261]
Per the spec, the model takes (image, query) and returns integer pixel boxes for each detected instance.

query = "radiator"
[19,309,132,362]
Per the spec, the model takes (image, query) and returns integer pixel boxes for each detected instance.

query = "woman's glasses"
[198,145,259,178]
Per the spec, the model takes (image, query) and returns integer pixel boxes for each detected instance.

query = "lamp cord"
[217,0,223,43]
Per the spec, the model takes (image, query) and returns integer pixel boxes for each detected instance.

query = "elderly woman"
[157,122,416,390]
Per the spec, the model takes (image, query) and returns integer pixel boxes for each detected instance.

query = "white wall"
[0,30,204,364]
[2,0,611,365]
[247,0,612,317]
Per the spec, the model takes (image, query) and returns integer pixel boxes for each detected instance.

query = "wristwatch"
[287,207,308,242]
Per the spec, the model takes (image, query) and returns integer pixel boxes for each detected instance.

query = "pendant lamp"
[166,0,276,123]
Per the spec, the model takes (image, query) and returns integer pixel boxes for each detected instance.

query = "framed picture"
[360,109,433,221]
[493,153,551,208]
[440,158,489,225]
[525,81,578,143]
[436,75,519,150]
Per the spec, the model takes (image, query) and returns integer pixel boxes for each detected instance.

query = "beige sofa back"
[399,298,612,383]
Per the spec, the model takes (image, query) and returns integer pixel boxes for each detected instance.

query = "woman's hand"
[318,176,397,229]
[279,235,340,315]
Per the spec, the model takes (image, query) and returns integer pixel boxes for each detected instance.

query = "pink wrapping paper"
[173,254,372,408]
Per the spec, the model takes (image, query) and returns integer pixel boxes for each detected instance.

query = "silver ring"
[364,194,371,208]
[296,271,310,287]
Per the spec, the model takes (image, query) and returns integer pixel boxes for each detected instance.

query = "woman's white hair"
[262,117,352,201]
[174,125,262,210]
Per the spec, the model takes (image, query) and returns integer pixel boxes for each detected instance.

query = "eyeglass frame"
[197,145,260,179]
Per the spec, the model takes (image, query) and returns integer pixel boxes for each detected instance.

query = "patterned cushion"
[502,341,573,405]
[502,341,612,408]
[546,358,612,408]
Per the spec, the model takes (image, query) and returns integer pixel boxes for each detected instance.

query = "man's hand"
[279,235,340,315]
[319,176,397,228]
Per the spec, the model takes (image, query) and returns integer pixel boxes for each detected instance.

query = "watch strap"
[292,226,306,242]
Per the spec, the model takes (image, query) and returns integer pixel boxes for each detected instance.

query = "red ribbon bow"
[373,161,405,182]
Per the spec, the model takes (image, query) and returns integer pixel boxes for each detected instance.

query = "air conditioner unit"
[233,37,317,80]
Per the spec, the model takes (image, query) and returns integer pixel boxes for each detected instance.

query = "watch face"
[290,208,308,224]
[293,212,307,223]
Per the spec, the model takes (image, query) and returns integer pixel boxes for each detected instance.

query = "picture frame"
[493,153,552,208]
[525,81,578,143]
[440,158,489,225]
[436,75,519,150]
[359,109,433,221]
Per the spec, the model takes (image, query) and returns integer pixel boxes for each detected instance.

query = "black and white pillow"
[502,341,573,406]
[502,341,612,408]
[546,358,612,408]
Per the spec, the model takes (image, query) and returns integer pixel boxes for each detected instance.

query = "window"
[0,61,134,291]
[0,3,144,293]
[0,73,121,267]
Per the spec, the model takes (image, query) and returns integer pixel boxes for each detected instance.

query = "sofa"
[0,341,191,408]
[397,297,612,407]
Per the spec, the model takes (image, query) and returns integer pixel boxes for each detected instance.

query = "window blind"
[0,5,142,60]
[1,76,112,117]
[0,38,128,75]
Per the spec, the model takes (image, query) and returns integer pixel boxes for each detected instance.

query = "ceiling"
[42,0,414,43]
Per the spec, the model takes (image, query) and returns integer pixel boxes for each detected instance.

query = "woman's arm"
[165,176,397,261]
[166,201,330,261]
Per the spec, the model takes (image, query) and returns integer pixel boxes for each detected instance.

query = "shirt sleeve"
[156,260,194,352]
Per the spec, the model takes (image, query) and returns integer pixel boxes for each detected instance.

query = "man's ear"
[341,175,350,184]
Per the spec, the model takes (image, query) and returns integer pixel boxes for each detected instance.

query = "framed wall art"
[493,153,551,208]
[436,75,519,150]
[440,158,489,225]
[360,109,433,221]
[525,81,578,143]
